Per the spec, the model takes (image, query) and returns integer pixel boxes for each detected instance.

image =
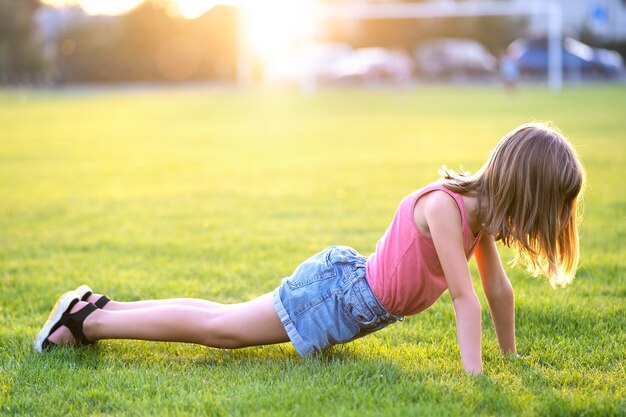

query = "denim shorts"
[273,246,403,357]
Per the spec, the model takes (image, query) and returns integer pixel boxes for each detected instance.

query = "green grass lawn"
[0,85,624,416]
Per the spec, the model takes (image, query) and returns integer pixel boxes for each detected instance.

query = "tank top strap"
[414,183,471,237]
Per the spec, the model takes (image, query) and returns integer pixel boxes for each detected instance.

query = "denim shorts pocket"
[286,257,337,290]
[341,279,378,327]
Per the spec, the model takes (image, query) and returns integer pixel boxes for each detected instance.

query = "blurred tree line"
[0,0,237,84]
[0,0,46,83]
[54,3,237,83]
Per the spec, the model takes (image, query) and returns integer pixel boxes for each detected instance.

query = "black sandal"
[34,291,98,352]
[75,284,111,309]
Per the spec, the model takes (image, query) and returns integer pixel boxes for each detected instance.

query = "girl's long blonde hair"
[442,123,585,287]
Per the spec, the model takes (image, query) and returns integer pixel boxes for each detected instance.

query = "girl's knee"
[197,311,246,349]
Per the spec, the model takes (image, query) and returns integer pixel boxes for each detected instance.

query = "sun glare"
[242,0,317,59]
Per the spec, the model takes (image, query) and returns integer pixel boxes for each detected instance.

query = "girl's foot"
[46,320,77,346]
[34,290,79,352]
[35,296,99,352]
[45,301,96,346]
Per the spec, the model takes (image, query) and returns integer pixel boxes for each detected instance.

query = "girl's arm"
[424,192,483,374]
[474,234,517,354]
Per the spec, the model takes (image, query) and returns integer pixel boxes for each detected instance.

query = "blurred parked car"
[265,45,413,86]
[415,38,497,79]
[507,37,624,78]
[264,43,353,85]
[329,47,413,83]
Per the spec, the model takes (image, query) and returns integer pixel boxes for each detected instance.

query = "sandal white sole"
[34,290,79,352]
[74,284,93,302]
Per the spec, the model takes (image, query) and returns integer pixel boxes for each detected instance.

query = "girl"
[35,122,585,375]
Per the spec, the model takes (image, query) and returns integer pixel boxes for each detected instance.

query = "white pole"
[547,1,563,93]
[237,5,253,88]
[298,0,318,95]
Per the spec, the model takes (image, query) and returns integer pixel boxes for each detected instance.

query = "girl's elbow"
[485,280,514,302]
[452,292,481,311]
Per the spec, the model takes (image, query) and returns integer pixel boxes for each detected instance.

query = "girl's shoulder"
[413,184,465,239]
[404,180,448,203]
[413,181,484,241]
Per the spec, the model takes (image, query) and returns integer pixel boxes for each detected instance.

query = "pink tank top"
[366,183,482,316]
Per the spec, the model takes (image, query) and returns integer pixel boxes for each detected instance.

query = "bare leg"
[65,292,289,349]
[87,294,226,311]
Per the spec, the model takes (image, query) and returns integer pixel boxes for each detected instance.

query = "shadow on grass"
[3,337,518,416]
[4,324,623,417]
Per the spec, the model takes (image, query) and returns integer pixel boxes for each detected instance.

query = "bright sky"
[41,0,144,16]
[41,0,317,58]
